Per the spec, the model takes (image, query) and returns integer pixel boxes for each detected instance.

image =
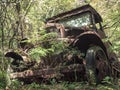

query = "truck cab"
[45,4,107,55]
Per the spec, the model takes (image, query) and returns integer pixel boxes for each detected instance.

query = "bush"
[0,72,7,89]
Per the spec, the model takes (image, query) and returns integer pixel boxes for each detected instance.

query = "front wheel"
[85,46,110,84]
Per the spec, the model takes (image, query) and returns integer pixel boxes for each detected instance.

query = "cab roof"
[46,4,102,23]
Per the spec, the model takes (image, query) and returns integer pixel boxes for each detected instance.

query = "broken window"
[58,12,91,27]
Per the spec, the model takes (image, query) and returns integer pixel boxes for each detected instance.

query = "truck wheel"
[85,46,110,84]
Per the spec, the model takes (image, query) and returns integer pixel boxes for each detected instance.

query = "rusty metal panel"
[9,64,85,79]
[46,4,102,23]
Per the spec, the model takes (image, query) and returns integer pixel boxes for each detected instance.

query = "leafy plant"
[28,29,68,62]
[0,72,6,89]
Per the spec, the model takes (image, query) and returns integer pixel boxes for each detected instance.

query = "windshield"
[58,12,91,27]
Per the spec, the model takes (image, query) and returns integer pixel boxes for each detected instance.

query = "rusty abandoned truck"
[5,4,120,84]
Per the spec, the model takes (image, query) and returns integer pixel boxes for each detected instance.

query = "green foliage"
[50,39,68,55]
[28,30,67,62]
[9,80,23,90]
[38,32,57,42]
[0,72,6,89]
[29,47,54,61]
[6,80,120,90]
[0,0,120,89]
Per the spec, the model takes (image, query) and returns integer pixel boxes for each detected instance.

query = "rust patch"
[46,4,102,23]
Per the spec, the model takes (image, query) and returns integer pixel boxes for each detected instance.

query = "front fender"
[70,31,108,57]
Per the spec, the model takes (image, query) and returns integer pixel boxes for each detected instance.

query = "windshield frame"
[57,11,92,28]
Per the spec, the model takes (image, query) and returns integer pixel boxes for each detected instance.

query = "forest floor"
[0,78,120,90]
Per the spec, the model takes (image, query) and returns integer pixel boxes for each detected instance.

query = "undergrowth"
[0,75,120,90]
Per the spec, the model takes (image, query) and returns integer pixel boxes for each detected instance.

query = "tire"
[85,46,110,84]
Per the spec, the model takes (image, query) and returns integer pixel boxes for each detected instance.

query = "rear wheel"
[85,46,110,84]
